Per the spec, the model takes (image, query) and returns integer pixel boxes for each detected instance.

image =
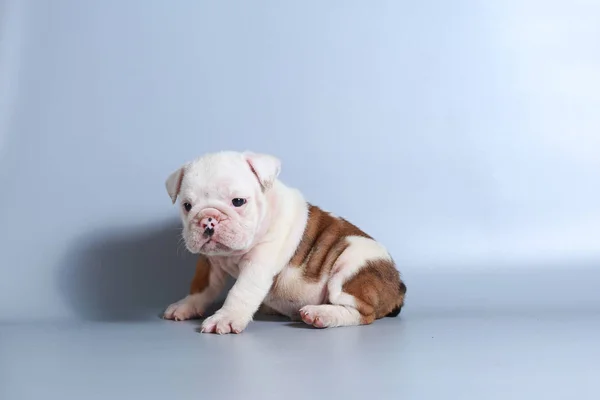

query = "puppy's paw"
[299,305,338,328]
[163,296,203,321]
[200,310,250,334]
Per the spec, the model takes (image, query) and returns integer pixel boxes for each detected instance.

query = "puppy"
[163,151,406,334]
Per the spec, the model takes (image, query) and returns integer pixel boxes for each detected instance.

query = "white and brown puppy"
[163,151,406,334]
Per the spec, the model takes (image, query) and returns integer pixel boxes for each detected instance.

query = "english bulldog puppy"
[163,151,406,334]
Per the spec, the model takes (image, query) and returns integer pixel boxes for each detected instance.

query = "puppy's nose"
[199,217,218,236]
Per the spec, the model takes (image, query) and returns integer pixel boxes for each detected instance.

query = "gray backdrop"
[1,0,600,323]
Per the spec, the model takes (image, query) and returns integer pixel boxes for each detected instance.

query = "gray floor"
[3,1,600,399]
[3,307,600,400]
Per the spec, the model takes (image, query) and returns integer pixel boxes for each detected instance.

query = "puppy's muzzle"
[200,217,217,237]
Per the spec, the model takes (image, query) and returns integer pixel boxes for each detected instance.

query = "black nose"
[204,227,215,237]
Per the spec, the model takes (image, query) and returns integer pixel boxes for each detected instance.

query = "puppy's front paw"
[163,296,203,321]
[200,310,250,334]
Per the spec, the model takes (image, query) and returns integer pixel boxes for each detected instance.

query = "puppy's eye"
[183,202,192,212]
[232,198,246,207]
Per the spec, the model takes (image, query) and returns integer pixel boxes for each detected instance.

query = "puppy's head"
[165,151,280,256]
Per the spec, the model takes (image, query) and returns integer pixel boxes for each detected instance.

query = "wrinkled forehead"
[181,154,258,198]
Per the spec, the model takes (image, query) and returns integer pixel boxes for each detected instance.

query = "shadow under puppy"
[163,151,406,334]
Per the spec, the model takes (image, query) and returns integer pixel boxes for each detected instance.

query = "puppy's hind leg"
[299,275,370,328]
[299,304,362,328]
[299,259,405,328]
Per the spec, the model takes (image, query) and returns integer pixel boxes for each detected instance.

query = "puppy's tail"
[385,280,407,318]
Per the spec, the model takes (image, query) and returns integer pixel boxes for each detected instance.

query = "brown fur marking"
[287,204,406,325]
[288,204,371,281]
[189,256,211,294]
[342,259,406,324]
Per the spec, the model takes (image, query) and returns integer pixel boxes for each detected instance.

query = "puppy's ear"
[165,166,185,204]
[243,151,281,190]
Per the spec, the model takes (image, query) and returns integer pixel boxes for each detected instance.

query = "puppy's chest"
[210,257,241,278]
[264,265,327,317]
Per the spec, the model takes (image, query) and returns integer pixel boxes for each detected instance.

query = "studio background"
[1,0,599,323]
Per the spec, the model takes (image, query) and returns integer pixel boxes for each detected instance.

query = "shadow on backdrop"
[57,219,214,321]
[57,216,600,322]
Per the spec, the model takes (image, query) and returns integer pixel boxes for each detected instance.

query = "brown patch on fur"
[189,256,211,294]
[342,259,406,324]
[289,204,371,281]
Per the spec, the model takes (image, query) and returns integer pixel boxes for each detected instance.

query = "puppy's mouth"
[185,224,248,255]
[200,238,232,253]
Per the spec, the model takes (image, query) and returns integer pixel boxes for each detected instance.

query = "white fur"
[164,151,309,333]
[163,151,394,333]
[201,181,308,334]
[167,151,280,255]
[163,293,205,321]
[299,304,362,328]
[262,264,328,320]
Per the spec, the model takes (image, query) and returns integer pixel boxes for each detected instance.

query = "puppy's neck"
[242,179,301,250]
